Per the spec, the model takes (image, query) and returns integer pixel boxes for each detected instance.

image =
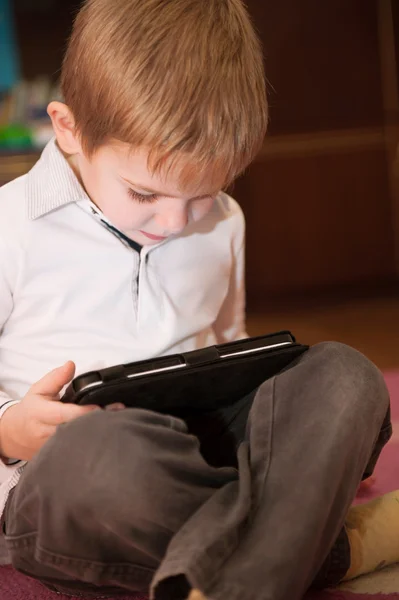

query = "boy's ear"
[47,101,83,155]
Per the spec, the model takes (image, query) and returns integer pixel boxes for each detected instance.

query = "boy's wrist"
[0,403,22,461]
[0,400,20,420]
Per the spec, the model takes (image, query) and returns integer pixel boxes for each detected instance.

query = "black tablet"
[62,331,308,416]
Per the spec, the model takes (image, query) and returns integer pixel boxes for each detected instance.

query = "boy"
[0,1,397,599]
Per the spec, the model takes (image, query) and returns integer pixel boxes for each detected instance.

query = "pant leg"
[151,342,391,600]
[3,408,238,595]
[312,401,392,588]
[184,359,392,592]
[3,341,390,600]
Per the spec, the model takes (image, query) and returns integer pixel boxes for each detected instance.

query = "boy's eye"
[128,188,158,203]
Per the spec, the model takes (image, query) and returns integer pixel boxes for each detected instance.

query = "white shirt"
[0,138,246,522]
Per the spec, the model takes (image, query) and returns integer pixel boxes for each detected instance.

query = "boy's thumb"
[31,361,76,397]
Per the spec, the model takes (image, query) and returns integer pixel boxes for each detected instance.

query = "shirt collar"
[26,138,88,220]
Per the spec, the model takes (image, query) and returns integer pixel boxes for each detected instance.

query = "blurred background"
[0,0,398,368]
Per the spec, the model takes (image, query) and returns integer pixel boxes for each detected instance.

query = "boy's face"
[70,141,220,246]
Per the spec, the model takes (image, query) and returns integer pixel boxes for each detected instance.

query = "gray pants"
[2,343,392,600]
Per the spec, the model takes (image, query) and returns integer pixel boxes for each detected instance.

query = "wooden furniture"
[0,151,39,185]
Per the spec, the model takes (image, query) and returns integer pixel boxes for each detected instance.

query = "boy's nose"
[159,209,188,234]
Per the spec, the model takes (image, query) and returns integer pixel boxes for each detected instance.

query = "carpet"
[1,372,398,600]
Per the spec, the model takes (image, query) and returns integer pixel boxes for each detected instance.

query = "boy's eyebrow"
[121,177,215,200]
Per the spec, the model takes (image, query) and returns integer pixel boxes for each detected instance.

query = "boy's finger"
[105,403,126,411]
[30,361,76,398]
[40,401,100,426]
[59,403,100,425]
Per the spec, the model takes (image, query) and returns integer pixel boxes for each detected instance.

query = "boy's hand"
[0,362,99,462]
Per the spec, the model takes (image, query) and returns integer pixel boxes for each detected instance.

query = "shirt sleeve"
[0,238,23,465]
[213,205,248,343]
[0,236,15,405]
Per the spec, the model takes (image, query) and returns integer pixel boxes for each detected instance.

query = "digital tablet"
[62,331,308,416]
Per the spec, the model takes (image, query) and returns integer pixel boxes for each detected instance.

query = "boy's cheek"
[191,198,215,222]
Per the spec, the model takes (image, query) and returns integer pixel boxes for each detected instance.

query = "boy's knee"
[311,341,372,368]
[310,341,384,385]
[34,409,181,526]
[272,341,388,425]
[306,341,389,416]
[5,409,184,567]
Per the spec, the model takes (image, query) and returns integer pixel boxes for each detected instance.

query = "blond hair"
[61,0,267,187]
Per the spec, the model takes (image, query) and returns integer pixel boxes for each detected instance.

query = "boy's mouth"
[139,230,167,241]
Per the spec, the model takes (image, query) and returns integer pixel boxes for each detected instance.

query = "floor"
[246,294,399,370]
